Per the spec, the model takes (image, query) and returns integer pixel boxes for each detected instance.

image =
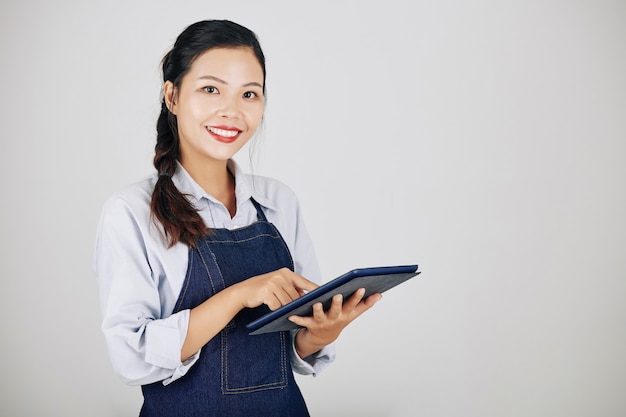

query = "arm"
[95,194,193,385]
[181,267,318,361]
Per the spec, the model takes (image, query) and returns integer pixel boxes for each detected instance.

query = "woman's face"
[166,47,265,169]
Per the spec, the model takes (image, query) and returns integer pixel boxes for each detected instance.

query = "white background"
[1,1,625,416]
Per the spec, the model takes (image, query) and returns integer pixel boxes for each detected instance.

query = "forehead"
[186,47,264,83]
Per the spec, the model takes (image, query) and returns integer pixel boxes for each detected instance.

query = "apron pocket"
[221,327,288,394]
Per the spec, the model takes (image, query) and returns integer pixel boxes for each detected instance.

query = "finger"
[265,294,282,311]
[292,274,320,293]
[288,313,320,328]
[274,269,318,295]
[350,293,382,317]
[277,285,302,304]
[288,315,307,327]
[363,292,382,307]
[345,288,366,310]
[264,277,303,306]
[312,302,325,320]
[326,294,343,320]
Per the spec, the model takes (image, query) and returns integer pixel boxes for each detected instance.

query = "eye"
[243,91,259,99]
[203,86,218,94]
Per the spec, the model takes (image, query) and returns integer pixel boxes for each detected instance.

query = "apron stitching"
[271,223,295,272]
[203,232,280,244]
[174,248,194,313]
[195,243,220,294]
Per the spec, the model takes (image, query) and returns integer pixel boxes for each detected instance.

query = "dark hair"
[150,20,266,247]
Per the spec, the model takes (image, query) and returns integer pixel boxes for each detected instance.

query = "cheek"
[176,102,207,142]
[248,104,265,127]
[184,96,212,120]
[177,89,211,115]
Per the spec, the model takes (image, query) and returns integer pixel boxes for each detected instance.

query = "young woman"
[94,19,381,417]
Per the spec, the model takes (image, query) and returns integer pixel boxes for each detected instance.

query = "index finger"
[292,273,319,294]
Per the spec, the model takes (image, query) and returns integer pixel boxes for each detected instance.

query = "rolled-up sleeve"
[94,194,196,386]
[289,330,336,376]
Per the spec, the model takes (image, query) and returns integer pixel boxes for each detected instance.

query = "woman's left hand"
[288,288,382,359]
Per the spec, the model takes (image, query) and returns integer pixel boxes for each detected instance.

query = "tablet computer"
[246,264,420,335]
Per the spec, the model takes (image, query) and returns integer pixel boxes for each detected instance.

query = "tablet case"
[246,264,420,335]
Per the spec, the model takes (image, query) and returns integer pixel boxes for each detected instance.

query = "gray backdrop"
[1,1,625,416]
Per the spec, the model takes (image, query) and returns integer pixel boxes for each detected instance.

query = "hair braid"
[150,102,208,247]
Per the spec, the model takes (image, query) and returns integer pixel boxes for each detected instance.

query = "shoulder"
[98,174,157,229]
[95,174,173,261]
[102,175,156,212]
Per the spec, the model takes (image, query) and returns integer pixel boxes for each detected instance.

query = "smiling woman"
[93,19,382,417]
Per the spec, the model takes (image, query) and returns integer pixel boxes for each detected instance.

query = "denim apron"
[140,200,310,417]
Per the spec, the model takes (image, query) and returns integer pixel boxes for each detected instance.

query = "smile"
[206,126,241,143]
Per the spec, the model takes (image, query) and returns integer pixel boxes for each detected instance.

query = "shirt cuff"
[162,350,200,386]
[139,309,200,385]
[289,329,336,376]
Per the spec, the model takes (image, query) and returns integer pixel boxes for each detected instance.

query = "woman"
[94,19,381,416]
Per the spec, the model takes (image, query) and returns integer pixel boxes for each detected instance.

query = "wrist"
[294,328,326,359]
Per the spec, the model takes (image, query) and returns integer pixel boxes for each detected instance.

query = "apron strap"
[250,198,268,222]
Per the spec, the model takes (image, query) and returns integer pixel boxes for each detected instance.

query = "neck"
[181,158,237,217]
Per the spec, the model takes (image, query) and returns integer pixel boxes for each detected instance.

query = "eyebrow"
[198,75,263,89]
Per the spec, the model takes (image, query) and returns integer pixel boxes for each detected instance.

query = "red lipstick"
[206,126,241,143]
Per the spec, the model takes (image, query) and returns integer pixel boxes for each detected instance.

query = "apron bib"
[140,200,310,417]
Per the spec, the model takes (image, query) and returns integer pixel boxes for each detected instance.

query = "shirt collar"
[170,160,276,211]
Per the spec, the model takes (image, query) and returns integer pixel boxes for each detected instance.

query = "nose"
[217,94,241,119]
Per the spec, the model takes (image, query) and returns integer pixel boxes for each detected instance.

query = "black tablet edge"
[245,264,418,332]
[248,270,420,335]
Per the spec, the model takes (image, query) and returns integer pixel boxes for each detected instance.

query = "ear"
[163,81,177,115]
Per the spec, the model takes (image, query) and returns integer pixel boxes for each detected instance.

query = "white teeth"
[208,127,239,137]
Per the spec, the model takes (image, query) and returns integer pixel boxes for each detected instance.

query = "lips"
[206,126,241,143]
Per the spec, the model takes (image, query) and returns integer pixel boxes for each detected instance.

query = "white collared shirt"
[93,160,335,386]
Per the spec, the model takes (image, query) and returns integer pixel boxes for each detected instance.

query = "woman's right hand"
[183,267,317,361]
[234,267,319,311]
